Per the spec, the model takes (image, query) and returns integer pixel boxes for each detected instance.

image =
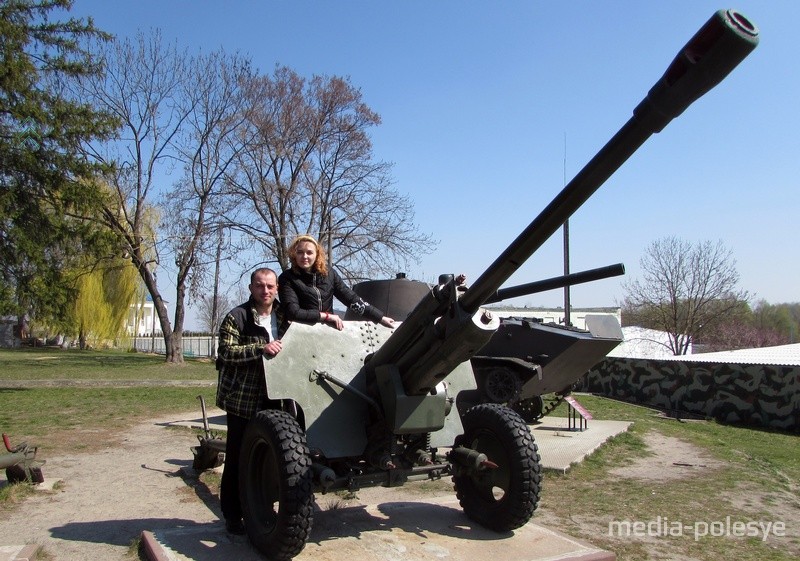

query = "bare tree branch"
[226,66,436,279]
[75,29,191,361]
[622,237,748,355]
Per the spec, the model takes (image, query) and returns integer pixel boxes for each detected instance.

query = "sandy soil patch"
[608,431,727,481]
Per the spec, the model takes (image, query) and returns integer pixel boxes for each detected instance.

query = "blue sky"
[68,1,799,327]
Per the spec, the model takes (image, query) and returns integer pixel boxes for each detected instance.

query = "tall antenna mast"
[562,132,571,326]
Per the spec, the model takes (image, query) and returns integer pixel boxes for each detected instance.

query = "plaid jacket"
[215,299,287,419]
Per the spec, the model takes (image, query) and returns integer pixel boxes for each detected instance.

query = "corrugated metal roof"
[607,327,800,367]
[672,343,800,367]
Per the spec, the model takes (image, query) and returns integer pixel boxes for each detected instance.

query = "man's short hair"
[250,268,277,284]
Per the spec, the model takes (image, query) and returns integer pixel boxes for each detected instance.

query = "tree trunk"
[153,293,181,363]
[167,330,183,363]
[210,230,223,359]
[171,278,188,364]
[138,261,181,363]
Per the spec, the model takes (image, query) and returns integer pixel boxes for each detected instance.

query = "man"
[215,268,285,535]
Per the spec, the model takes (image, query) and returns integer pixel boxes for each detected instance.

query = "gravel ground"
[0,412,221,561]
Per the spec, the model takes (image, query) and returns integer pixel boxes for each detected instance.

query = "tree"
[665,299,800,352]
[160,49,252,360]
[227,66,436,280]
[70,256,138,348]
[700,318,787,352]
[75,30,260,363]
[622,237,748,355]
[0,0,118,328]
[191,228,233,357]
[74,30,195,362]
[196,291,233,333]
[72,36,433,361]
[751,300,799,342]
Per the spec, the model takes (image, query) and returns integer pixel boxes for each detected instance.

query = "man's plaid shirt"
[215,299,286,419]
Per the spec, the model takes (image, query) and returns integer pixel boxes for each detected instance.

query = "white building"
[607,326,689,359]
[485,306,621,331]
[126,295,162,336]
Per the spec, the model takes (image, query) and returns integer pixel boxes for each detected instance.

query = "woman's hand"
[379,316,395,328]
[321,312,344,330]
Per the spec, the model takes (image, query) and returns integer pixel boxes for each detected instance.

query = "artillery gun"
[236,10,758,560]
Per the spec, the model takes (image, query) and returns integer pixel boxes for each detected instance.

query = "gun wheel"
[240,409,314,561]
[453,403,541,532]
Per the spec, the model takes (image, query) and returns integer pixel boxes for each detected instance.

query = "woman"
[278,234,395,330]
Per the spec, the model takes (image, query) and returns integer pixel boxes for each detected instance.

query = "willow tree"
[71,257,139,348]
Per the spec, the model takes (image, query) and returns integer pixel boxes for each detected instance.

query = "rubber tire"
[453,403,541,532]
[239,409,314,560]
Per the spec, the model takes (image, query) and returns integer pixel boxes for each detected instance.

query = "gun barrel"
[370,10,758,397]
[484,263,625,305]
[460,9,758,315]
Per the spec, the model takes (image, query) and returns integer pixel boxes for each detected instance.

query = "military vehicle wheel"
[512,396,545,423]
[453,403,541,532]
[239,409,314,561]
[483,367,521,403]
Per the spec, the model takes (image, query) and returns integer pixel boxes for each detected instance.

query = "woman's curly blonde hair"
[288,234,328,275]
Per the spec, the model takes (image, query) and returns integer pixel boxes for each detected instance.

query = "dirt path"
[0,412,453,561]
[0,412,220,561]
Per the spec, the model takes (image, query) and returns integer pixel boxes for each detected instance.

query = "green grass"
[0,347,216,381]
[0,386,218,453]
[0,348,218,454]
[541,395,799,561]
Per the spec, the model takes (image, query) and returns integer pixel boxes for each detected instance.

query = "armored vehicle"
[231,10,758,560]
[347,264,627,422]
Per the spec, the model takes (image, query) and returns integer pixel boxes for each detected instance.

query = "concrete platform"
[140,409,629,561]
[0,545,39,561]
[142,495,614,561]
[530,416,632,473]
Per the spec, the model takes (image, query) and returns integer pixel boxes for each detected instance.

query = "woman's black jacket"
[278,267,385,324]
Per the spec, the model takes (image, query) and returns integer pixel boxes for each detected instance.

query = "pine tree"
[0,0,118,327]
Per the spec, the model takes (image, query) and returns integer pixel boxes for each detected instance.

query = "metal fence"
[129,336,217,357]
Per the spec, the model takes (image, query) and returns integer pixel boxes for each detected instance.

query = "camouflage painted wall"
[581,358,799,433]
